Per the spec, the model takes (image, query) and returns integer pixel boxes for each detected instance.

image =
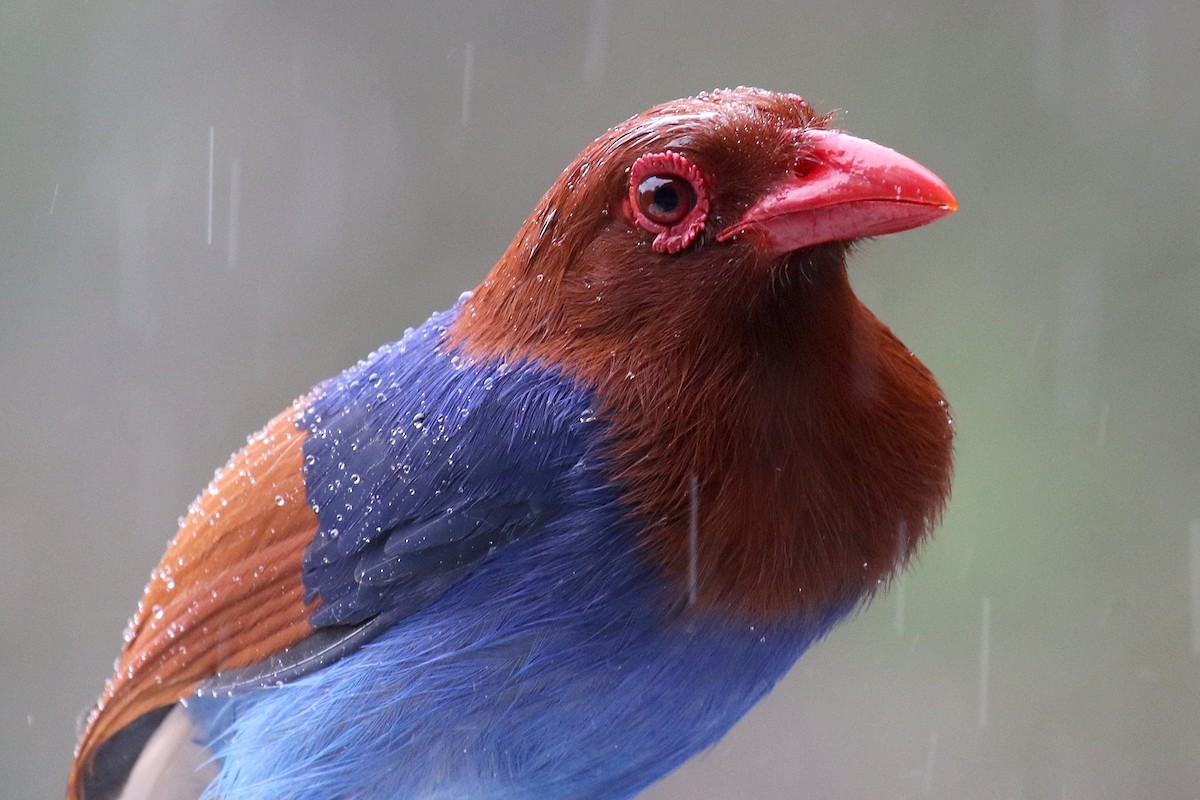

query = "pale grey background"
[4,2,1200,798]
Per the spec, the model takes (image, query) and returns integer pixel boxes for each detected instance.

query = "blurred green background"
[3,2,1199,798]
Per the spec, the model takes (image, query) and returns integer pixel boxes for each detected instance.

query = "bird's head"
[453,86,955,362]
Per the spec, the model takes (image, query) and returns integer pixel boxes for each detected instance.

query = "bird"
[69,87,957,800]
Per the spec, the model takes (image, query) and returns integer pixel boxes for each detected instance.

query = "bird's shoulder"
[295,299,604,630]
[72,300,607,797]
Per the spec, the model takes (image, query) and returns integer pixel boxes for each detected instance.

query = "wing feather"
[69,402,318,798]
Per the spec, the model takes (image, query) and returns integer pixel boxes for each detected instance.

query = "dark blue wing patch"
[298,302,597,629]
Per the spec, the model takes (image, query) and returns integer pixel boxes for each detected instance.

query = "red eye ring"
[628,152,710,254]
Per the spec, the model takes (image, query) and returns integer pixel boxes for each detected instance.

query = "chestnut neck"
[451,244,952,622]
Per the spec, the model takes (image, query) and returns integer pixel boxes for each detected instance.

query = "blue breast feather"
[188,297,849,800]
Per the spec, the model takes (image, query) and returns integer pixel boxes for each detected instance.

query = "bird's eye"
[627,151,711,254]
[636,175,694,226]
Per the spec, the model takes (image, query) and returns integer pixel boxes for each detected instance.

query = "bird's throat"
[451,251,952,622]
[586,262,952,621]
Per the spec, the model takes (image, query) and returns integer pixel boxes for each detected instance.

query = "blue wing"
[183,303,842,800]
[201,302,598,695]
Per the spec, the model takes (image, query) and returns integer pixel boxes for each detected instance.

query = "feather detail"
[69,402,318,800]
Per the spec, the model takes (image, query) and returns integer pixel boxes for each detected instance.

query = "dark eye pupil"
[637,175,694,225]
[652,184,679,214]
